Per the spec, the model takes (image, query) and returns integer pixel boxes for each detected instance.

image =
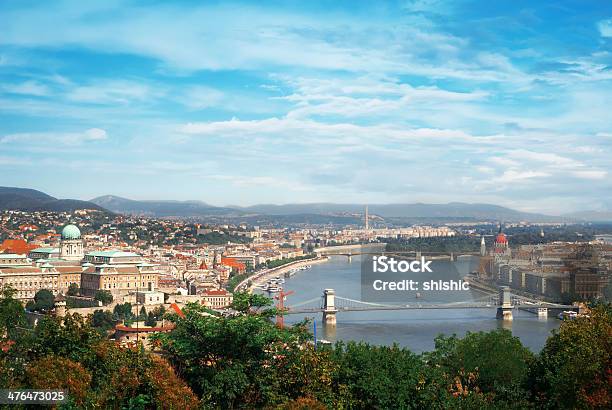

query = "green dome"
[61,224,81,240]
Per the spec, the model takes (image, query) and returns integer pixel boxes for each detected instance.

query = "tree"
[529,304,612,408]
[153,302,310,408]
[145,312,157,327]
[331,341,438,409]
[3,313,199,409]
[0,286,28,339]
[67,283,80,296]
[424,329,534,407]
[151,305,166,319]
[113,302,134,322]
[230,291,275,315]
[139,306,147,321]
[94,289,113,305]
[91,310,114,331]
[33,289,55,312]
[26,355,92,407]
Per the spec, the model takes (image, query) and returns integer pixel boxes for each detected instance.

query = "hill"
[90,195,241,218]
[237,202,558,222]
[92,195,562,222]
[0,187,109,213]
[563,210,612,222]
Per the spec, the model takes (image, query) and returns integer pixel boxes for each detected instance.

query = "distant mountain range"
[90,195,240,218]
[0,187,108,213]
[562,210,612,222]
[2,187,609,222]
[90,196,563,222]
[235,202,555,221]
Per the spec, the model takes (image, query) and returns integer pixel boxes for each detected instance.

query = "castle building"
[1,224,85,300]
[80,250,159,297]
[3,223,158,301]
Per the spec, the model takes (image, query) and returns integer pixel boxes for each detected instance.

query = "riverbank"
[236,256,329,293]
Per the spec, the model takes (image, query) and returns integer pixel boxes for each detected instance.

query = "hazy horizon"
[1,1,611,214]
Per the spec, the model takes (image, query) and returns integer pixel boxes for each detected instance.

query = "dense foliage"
[27,288,55,312]
[0,311,199,408]
[1,288,610,409]
[386,236,482,253]
[94,289,113,305]
[264,254,316,269]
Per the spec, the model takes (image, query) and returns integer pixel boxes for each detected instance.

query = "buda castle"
[0,224,158,301]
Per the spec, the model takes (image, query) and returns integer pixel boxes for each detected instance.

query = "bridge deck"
[284,303,574,314]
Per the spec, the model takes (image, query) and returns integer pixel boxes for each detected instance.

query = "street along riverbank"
[234,256,329,293]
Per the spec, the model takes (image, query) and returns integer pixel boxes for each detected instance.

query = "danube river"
[278,254,561,353]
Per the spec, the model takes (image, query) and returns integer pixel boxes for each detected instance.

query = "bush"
[94,290,113,305]
[33,289,55,312]
[67,283,80,296]
[529,304,612,408]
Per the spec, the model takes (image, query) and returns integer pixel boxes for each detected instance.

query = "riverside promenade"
[235,256,329,293]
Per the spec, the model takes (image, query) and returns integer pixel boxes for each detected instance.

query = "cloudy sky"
[1,0,611,214]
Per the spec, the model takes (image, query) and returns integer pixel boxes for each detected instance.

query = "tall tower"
[59,224,84,261]
[480,236,486,256]
[365,205,369,230]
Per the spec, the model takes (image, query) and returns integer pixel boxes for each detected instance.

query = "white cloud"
[571,170,607,180]
[66,81,157,104]
[178,86,225,110]
[0,2,533,84]
[598,19,612,37]
[2,80,50,96]
[1,128,108,145]
[84,128,107,141]
[494,170,550,183]
[277,76,489,120]
[180,117,486,145]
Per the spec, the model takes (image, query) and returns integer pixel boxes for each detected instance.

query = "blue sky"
[0,0,611,214]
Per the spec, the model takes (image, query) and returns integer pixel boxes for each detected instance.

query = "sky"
[0,0,611,215]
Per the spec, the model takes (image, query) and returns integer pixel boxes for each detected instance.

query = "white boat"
[558,311,578,320]
[267,286,282,293]
[260,283,269,291]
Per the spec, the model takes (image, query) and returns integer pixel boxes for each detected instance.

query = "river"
[272,254,560,353]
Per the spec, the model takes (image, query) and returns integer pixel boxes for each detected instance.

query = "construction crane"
[274,289,294,328]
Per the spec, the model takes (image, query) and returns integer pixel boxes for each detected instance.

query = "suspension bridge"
[279,287,578,324]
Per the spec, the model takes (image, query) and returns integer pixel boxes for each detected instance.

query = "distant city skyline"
[1,1,611,214]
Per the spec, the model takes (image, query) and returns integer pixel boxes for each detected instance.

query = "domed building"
[59,224,84,261]
[493,224,510,261]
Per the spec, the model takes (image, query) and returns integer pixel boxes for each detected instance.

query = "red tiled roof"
[0,239,38,255]
[203,289,229,296]
[115,323,175,332]
[54,266,82,273]
[170,303,185,318]
[221,257,246,270]
[0,267,43,273]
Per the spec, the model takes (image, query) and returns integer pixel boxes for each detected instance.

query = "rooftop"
[86,250,141,258]
[31,247,60,253]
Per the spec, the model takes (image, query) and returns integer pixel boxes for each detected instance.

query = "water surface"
[273,254,560,353]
